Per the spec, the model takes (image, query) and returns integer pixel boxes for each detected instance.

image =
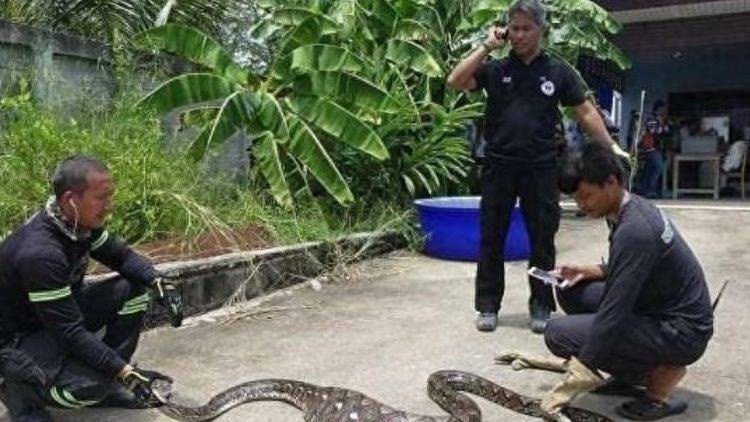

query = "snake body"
[151,370,611,422]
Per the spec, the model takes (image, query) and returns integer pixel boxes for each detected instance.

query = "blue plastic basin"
[414,196,531,262]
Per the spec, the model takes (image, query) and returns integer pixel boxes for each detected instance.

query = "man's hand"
[483,26,507,51]
[553,265,604,289]
[153,275,183,327]
[541,357,604,418]
[117,364,173,406]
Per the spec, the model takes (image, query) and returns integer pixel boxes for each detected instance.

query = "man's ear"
[60,191,76,208]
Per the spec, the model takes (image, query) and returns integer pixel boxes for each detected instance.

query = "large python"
[151,367,611,422]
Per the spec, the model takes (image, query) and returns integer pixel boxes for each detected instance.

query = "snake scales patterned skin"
[151,370,611,422]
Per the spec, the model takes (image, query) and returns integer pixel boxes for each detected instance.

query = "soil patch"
[89,223,274,274]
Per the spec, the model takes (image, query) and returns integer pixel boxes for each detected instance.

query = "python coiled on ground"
[151,369,611,422]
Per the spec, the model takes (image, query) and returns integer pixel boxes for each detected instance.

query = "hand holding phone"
[483,25,508,51]
[528,267,568,289]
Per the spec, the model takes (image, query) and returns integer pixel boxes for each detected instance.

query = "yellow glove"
[540,357,604,417]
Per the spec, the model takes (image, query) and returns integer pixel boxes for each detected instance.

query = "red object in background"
[642,131,656,150]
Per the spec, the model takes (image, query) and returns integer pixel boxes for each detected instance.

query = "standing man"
[541,142,713,420]
[0,155,178,421]
[635,100,671,198]
[447,0,629,333]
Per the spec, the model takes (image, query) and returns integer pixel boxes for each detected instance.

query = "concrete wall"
[0,19,249,178]
[86,231,406,327]
[0,19,112,110]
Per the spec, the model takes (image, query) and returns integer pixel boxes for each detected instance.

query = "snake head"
[150,378,174,403]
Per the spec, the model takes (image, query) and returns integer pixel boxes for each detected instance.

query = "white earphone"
[68,197,79,232]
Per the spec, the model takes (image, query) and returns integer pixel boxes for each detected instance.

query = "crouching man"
[540,143,713,420]
[0,155,178,421]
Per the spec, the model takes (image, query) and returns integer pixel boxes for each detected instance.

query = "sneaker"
[476,312,498,332]
[529,301,551,334]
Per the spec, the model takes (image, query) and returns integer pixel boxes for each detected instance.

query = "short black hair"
[652,100,666,112]
[52,155,109,198]
[558,142,625,194]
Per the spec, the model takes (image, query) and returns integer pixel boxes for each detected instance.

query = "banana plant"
[139,0,631,205]
[136,24,396,208]
[250,0,476,198]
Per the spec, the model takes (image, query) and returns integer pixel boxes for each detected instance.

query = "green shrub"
[0,90,413,249]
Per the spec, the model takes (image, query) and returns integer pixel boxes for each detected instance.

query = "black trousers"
[0,278,147,421]
[545,281,711,384]
[475,164,560,313]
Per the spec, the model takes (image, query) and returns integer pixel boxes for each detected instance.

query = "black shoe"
[94,385,159,409]
[616,397,688,420]
[529,301,551,334]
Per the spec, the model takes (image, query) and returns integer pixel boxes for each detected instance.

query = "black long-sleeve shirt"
[0,206,155,376]
[579,195,713,368]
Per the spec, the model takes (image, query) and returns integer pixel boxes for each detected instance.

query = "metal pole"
[630,90,647,188]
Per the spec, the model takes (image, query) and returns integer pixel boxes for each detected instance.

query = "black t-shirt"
[473,51,586,167]
[579,195,714,369]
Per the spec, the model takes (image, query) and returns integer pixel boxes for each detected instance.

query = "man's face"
[574,177,620,218]
[70,171,114,230]
[656,106,668,120]
[508,11,543,57]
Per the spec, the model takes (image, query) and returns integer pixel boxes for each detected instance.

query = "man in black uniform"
[447,0,630,333]
[540,142,713,420]
[0,156,177,421]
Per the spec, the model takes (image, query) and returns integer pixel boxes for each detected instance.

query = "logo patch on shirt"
[541,80,555,96]
[659,210,674,244]
[502,76,512,84]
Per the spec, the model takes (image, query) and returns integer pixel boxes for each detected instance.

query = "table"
[672,153,721,199]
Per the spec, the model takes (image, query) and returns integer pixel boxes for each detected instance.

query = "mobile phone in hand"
[528,267,567,288]
[494,20,509,40]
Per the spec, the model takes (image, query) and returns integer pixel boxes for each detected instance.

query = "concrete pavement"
[3,207,749,421]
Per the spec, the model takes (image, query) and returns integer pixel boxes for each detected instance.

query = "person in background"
[635,100,672,198]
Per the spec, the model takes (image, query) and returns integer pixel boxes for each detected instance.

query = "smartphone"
[528,267,566,288]
[494,20,509,40]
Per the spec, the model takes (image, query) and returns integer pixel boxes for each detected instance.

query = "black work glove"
[118,365,173,407]
[152,274,183,327]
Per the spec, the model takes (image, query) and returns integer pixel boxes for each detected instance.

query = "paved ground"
[3,207,749,421]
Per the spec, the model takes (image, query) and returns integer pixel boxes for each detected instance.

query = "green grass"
[0,89,416,251]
